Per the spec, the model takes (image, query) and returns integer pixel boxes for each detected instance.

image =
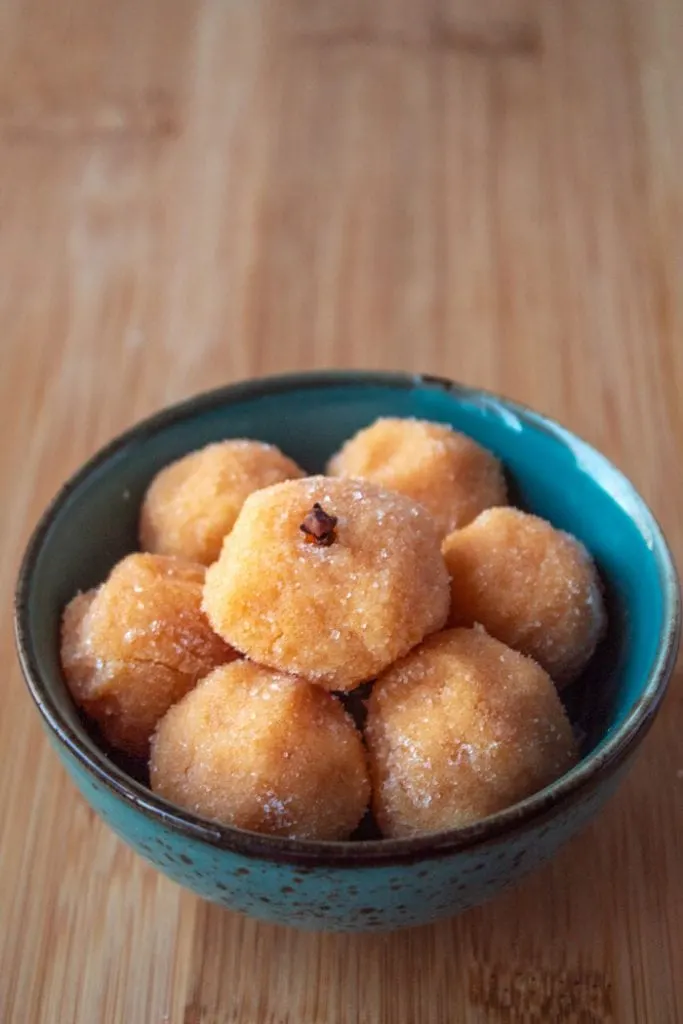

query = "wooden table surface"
[2,0,682,1021]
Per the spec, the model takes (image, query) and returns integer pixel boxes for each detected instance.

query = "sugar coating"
[202,476,450,692]
[139,440,305,566]
[150,661,370,840]
[366,627,578,838]
[442,508,606,688]
[60,553,235,757]
[327,418,507,538]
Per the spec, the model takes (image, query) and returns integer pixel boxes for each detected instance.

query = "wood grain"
[1,0,681,1020]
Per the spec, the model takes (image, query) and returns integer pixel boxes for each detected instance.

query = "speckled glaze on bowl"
[15,372,680,931]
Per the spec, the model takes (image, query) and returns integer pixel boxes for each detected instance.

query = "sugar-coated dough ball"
[140,440,305,565]
[327,418,507,537]
[442,508,605,688]
[203,476,450,691]
[61,553,235,757]
[150,661,370,840]
[366,628,578,837]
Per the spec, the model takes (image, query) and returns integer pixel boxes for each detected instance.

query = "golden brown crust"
[366,627,578,838]
[60,553,235,757]
[140,440,304,565]
[442,508,606,687]
[202,476,450,691]
[327,417,507,537]
[150,661,370,840]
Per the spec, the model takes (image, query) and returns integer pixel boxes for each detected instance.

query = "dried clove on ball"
[300,503,338,547]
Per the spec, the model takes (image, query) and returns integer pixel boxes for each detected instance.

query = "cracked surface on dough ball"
[61,553,235,756]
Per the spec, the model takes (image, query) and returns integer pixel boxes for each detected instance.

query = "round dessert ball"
[442,507,605,688]
[327,417,507,538]
[60,553,235,757]
[366,627,578,838]
[139,440,305,565]
[150,661,370,840]
[202,476,450,692]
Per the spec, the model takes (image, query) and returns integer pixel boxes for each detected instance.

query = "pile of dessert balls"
[61,418,606,841]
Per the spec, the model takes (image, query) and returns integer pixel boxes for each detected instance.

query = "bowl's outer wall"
[21,375,675,930]
[55,734,628,931]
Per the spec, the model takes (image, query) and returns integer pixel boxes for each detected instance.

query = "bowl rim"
[14,370,681,867]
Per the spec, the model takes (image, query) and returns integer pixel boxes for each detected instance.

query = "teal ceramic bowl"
[15,372,680,931]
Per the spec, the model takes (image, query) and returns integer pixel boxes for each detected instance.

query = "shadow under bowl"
[14,371,681,931]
